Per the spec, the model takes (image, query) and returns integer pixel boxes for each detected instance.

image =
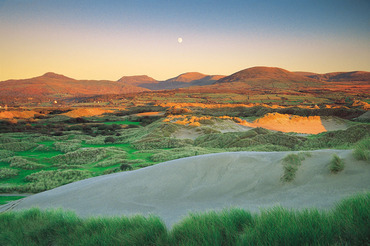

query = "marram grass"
[0,193,368,246]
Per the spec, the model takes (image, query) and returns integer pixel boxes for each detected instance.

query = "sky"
[0,0,369,81]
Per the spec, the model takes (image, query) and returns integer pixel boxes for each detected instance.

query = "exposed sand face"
[135,111,164,117]
[1,150,368,227]
[240,113,348,134]
[61,108,113,118]
[0,110,39,119]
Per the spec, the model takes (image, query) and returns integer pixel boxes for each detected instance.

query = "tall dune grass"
[0,193,368,245]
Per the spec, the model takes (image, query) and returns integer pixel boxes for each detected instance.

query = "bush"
[120,164,133,171]
[94,155,127,167]
[2,156,44,170]
[50,148,108,165]
[0,150,15,159]
[0,168,19,179]
[353,138,370,161]
[280,153,304,182]
[0,142,38,151]
[53,141,81,153]
[329,154,345,173]
[132,137,193,150]
[104,136,116,143]
[24,170,92,192]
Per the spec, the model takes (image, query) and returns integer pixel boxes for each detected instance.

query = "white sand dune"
[1,150,369,227]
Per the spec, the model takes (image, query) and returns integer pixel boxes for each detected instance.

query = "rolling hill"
[216,66,320,89]
[118,72,225,90]
[306,71,370,82]
[0,72,149,102]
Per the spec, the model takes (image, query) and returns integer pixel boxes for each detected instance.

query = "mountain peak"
[117,75,157,85]
[217,66,316,84]
[166,72,207,83]
[41,72,74,80]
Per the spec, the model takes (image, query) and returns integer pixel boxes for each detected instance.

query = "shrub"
[24,170,92,192]
[120,164,133,171]
[280,153,304,182]
[0,149,14,159]
[329,154,345,173]
[0,168,19,179]
[353,138,370,161]
[104,136,116,143]
[94,155,127,168]
[2,156,44,170]
[53,141,81,153]
[132,137,193,150]
[0,142,38,151]
[50,148,108,165]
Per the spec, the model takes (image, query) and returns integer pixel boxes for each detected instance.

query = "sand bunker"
[1,150,368,227]
[61,108,113,118]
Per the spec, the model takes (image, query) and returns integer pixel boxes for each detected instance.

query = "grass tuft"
[329,154,345,173]
[353,137,370,162]
[280,153,304,182]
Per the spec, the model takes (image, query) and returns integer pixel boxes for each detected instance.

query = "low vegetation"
[1,156,45,170]
[0,168,19,179]
[353,138,370,161]
[280,153,305,182]
[0,193,368,245]
[24,170,92,192]
[329,154,345,173]
[0,108,369,194]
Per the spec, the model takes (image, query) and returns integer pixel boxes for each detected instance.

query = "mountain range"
[118,72,225,90]
[0,67,369,102]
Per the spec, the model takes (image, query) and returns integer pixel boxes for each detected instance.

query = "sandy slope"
[1,150,369,227]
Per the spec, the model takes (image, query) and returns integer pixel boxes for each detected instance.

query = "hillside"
[0,72,149,102]
[136,72,225,90]
[307,71,370,82]
[216,66,320,89]
[117,75,158,86]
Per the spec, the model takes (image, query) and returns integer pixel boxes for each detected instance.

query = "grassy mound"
[24,170,92,192]
[0,193,368,245]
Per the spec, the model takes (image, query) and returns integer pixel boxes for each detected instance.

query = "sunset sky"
[1,0,369,81]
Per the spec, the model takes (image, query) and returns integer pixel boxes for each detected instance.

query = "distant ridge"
[118,72,225,90]
[117,75,157,86]
[307,71,370,82]
[0,72,149,102]
[217,66,317,84]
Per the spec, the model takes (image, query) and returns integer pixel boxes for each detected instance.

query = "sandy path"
[1,150,369,227]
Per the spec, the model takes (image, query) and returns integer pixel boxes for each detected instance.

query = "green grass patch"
[0,193,368,245]
[0,196,26,205]
[103,120,140,125]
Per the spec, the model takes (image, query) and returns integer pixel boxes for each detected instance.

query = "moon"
[177,37,183,43]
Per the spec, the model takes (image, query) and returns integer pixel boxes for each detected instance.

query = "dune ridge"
[2,150,368,227]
